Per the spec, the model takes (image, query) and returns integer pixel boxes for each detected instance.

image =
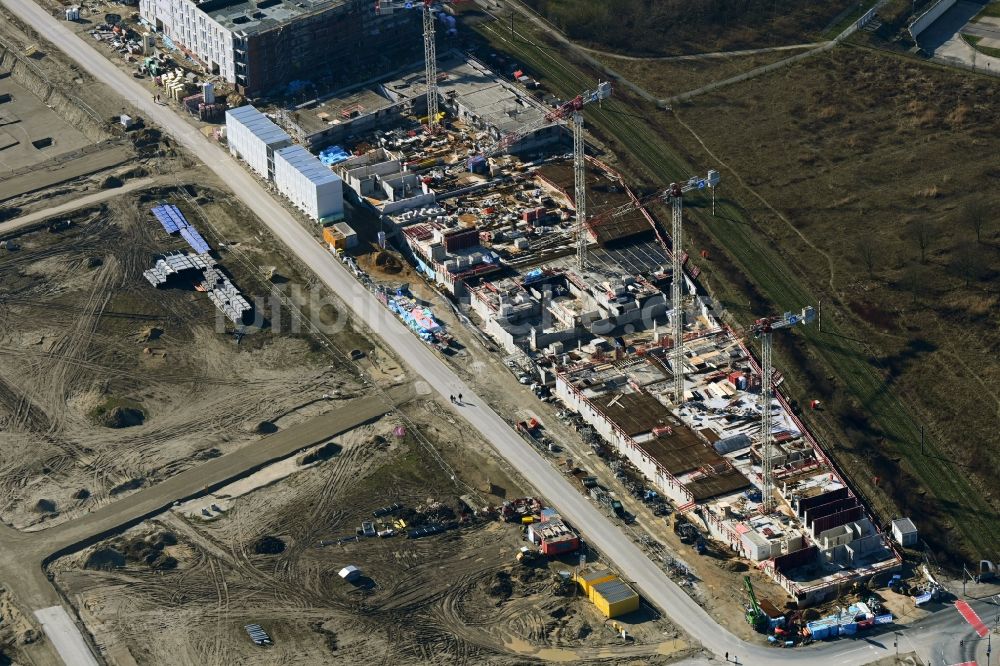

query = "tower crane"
[750,305,816,514]
[664,171,720,404]
[577,170,719,402]
[474,82,612,162]
[375,1,462,132]
[466,82,611,268]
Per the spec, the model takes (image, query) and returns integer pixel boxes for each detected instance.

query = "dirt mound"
[85,548,125,570]
[148,554,178,570]
[194,447,222,461]
[33,499,56,514]
[110,478,144,495]
[151,532,177,549]
[300,441,341,465]
[137,326,163,342]
[112,531,181,571]
[485,570,513,602]
[374,251,402,273]
[249,421,277,435]
[98,406,145,428]
[718,559,748,572]
[253,536,286,555]
[515,566,542,584]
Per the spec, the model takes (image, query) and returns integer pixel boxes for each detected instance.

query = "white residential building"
[225,105,291,181]
[274,145,344,222]
[138,0,420,97]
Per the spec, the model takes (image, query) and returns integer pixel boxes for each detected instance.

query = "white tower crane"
[750,306,817,514]
[564,169,718,400]
[664,170,721,404]
[375,1,460,132]
[466,82,611,267]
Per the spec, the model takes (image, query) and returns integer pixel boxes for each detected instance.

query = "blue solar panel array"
[151,204,212,255]
[151,204,190,234]
[180,226,211,254]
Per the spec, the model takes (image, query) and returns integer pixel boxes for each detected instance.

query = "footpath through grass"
[470,13,1000,564]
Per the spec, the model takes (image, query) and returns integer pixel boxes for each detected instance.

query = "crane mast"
[751,305,816,514]
[422,3,439,131]
[376,0,445,131]
[668,183,684,404]
[760,325,775,513]
[573,111,587,268]
[578,170,719,404]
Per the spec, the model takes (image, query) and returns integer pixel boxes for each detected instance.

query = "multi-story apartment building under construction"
[139,0,421,97]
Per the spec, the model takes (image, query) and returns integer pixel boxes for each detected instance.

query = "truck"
[610,499,625,519]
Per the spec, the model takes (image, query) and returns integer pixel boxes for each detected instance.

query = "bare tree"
[960,200,989,244]
[951,242,987,287]
[902,263,928,305]
[907,218,933,264]
[856,234,877,279]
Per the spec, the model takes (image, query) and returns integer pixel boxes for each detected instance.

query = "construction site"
[211,33,910,616]
[49,408,694,664]
[4,0,991,663]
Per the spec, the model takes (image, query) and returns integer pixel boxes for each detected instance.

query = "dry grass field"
[658,47,1000,564]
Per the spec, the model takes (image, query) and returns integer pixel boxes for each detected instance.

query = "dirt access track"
[49,412,691,665]
[0,186,371,532]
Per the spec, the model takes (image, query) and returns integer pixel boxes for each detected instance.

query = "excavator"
[744,575,768,633]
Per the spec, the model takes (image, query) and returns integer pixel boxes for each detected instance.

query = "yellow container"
[575,566,616,597]
[521,516,534,525]
[591,578,640,619]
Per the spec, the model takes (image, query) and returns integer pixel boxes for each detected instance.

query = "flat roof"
[577,567,615,583]
[591,391,672,437]
[592,578,638,604]
[892,518,917,534]
[226,105,291,146]
[383,54,553,138]
[294,87,396,134]
[686,468,751,502]
[641,426,724,476]
[199,0,349,34]
[276,145,341,185]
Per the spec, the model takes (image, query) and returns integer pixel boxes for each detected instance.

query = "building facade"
[224,105,292,180]
[139,0,421,97]
[274,144,344,221]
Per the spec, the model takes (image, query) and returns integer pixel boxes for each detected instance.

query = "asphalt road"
[0,0,993,664]
[0,176,156,236]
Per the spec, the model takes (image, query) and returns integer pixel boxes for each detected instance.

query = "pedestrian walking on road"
[458,393,463,404]
[449,395,455,404]
[725,653,728,662]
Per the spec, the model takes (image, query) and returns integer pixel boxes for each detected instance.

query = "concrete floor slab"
[34,606,100,666]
